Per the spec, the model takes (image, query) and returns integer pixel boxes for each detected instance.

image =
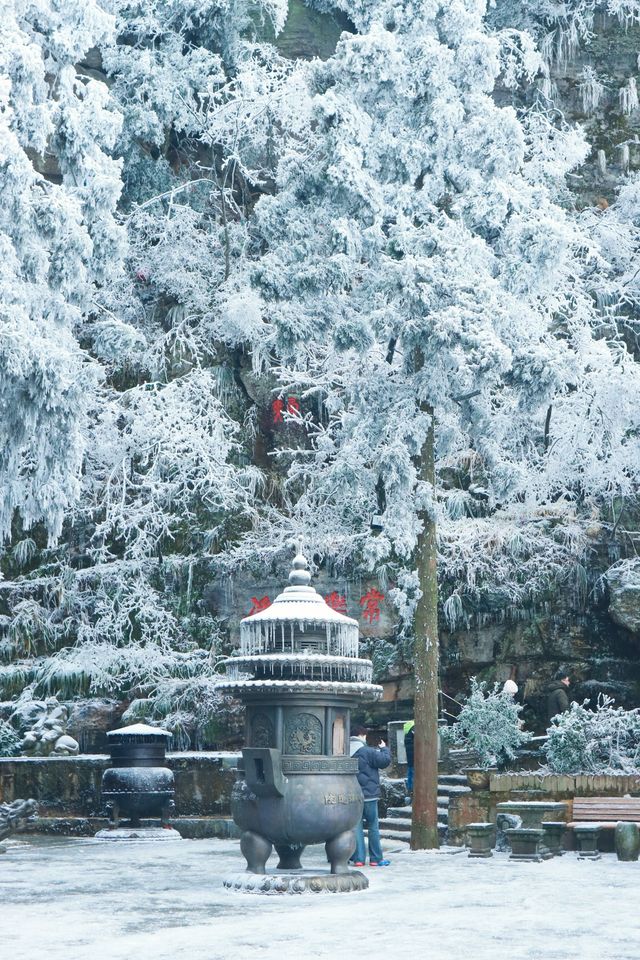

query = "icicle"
[621,143,630,173]
[186,561,193,606]
[597,149,607,177]
[579,67,604,114]
[620,78,639,116]
[555,21,579,68]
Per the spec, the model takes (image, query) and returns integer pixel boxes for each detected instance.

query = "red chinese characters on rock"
[248,596,271,616]
[324,592,348,615]
[359,588,384,624]
[272,397,301,425]
[271,398,285,424]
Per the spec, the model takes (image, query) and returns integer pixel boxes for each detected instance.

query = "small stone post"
[466,822,494,858]
[574,824,601,860]
[615,822,640,861]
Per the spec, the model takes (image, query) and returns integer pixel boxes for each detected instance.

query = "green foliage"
[0,719,20,757]
[121,676,243,749]
[442,678,532,769]
[544,695,640,774]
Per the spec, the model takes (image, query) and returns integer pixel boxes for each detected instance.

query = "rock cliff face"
[607,562,640,638]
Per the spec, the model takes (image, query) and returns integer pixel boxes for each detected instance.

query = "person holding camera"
[348,723,392,867]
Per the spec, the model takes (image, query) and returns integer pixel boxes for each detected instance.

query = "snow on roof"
[242,591,359,627]
[106,723,172,738]
[225,653,372,666]
[215,678,383,698]
[241,554,358,628]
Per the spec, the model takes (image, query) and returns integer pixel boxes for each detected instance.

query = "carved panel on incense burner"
[251,713,275,748]
[285,712,322,755]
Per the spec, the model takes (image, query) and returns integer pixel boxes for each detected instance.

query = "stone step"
[378,829,412,844]
[379,824,447,843]
[437,783,472,797]
[380,817,412,832]
[388,802,449,816]
[380,810,448,832]
[438,774,468,786]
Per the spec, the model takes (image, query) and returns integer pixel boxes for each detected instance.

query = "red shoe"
[351,861,365,867]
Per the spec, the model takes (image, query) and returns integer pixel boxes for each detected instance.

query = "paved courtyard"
[1,835,638,960]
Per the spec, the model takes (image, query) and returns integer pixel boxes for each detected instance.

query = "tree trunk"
[410,404,440,850]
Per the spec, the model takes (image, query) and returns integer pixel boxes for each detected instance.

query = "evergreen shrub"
[544,696,640,774]
[442,678,532,769]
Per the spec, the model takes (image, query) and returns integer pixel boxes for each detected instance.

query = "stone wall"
[447,771,640,845]
[0,752,239,818]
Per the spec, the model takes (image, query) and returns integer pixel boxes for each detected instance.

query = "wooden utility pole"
[410,401,440,850]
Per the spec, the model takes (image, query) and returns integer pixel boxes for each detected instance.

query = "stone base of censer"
[223,869,368,895]
[95,826,182,842]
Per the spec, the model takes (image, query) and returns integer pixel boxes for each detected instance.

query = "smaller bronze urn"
[101,724,175,828]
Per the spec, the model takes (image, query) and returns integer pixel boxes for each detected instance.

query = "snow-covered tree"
[0,0,291,746]
[230,0,640,843]
[0,0,125,543]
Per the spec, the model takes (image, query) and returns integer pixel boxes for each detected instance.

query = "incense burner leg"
[108,801,120,828]
[241,830,273,874]
[160,799,175,827]
[326,828,356,875]
[275,843,305,870]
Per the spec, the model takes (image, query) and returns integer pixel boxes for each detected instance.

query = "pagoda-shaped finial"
[288,551,311,587]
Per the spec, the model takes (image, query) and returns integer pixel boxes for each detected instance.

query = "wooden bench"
[568,797,640,858]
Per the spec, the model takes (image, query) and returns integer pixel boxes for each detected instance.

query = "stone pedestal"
[223,869,368,895]
[94,826,182,842]
[497,801,567,859]
[505,827,545,862]
[615,822,640,861]
[574,824,601,859]
[542,821,567,857]
[466,822,494,858]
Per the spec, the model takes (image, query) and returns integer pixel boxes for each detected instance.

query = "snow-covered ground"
[2,835,638,960]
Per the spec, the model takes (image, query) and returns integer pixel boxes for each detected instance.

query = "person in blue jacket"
[348,723,392,867]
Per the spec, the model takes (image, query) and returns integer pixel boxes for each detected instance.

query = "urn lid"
[106,723,172,741]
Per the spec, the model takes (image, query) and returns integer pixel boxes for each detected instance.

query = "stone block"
[505,827,545,862]
[615,821,640,861]
[466,822,494,858]
[542,821,567,856]
[574,824,601,860]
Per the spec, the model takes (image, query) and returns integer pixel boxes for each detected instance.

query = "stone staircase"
[379,774,470,845]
